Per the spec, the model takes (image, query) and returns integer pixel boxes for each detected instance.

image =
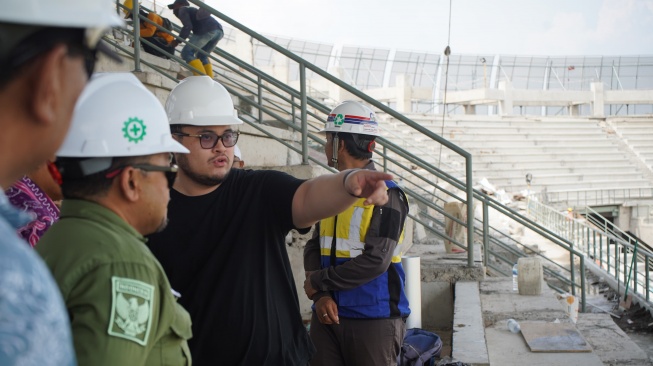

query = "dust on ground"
[586,270,653,360]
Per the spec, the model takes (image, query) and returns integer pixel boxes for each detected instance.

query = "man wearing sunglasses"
[148,76,393,365]
[0,1,121,365]
[37,73,193,365]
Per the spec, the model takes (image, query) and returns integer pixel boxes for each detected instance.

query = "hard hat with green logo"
[320,100,380,137]
[57,73,189,162]
[166,76,243,126]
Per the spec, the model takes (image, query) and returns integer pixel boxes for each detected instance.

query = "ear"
[337,139,346,153]
[29,44,69,127]
[117,167,141,203]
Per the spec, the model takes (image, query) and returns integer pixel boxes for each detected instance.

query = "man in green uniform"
[37,73,193,365]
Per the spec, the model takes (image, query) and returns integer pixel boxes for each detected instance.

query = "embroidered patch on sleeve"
[108,276,155,346]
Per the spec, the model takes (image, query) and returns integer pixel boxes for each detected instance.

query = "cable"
[436,0,453,174]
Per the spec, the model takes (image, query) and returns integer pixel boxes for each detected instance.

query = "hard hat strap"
[331,133,340,170]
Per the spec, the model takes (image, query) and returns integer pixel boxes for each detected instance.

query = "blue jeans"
[181,28,223,64]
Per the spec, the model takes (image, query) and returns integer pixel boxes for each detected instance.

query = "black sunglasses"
[173,131,239,149]
[105,164,178,189]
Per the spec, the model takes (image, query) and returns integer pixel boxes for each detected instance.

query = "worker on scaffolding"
[167,0,222,78]
[123,0,176,59]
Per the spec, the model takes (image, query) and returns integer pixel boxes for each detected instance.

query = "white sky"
[205,0,653,56]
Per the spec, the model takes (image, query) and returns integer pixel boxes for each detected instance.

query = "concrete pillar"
[591,82,605,117]
[270,51,289,84]
[396,74,412,113]
[616,206,631,232]
[463,104,476,115]
[498,80,513,116]
[517,257,543,296]
[328,67,356,102]
[569,104,579,116]
[229,32,254,65]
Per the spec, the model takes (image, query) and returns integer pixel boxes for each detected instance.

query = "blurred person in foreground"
[0,1,121,364]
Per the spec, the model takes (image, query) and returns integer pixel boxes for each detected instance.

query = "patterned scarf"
[5,176,60,247]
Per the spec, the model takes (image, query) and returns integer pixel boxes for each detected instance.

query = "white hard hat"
[234,145,242,160]
[166,76,243,126]
[57,73,189,158]
[0,0,122,30]
[320,101,379,136]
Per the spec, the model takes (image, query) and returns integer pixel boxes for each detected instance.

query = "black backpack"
[161,16,173,32]
[397,328,443,366]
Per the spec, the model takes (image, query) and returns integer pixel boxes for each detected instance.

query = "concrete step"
[455,140,619,149]
[446,152,630,163]
[526,179,653,192]
[463,146,623,155]
[432,128,607,136]
[473,165,639,178]
[616,127,653,134]
[471,159,635,170]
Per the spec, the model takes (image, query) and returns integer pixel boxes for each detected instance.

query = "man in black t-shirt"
[147,76,393,366]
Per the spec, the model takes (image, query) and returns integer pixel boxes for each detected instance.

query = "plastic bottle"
[512,263,518,291]
[507,319,521,333]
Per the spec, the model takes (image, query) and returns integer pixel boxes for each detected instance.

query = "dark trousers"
[309,312,405,366]
[142,36,175,59]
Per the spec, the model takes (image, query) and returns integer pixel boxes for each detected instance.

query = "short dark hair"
[336,133,375,161]
[59,156,150,200]
[170,124,188,134]
[0,26,86,88]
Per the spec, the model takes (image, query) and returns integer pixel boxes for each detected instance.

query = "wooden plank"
[520,322,592,353]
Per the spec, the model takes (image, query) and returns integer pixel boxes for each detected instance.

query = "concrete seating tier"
[382,114,653,199]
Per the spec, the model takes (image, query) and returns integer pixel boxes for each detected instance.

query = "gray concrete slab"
[476,278,652,365]
[576,313,652,366]
[480,278,569,327]
[485,324,603,365]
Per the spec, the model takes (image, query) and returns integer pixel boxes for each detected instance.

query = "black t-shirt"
[147,169,315,365]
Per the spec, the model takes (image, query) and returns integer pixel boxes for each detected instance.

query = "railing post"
[570,239,576,296]
[644,255,651,301]
[483,200,489,268]
[299,63,308,164]
[634,241,638,294]
[624,246,628,289]
[466,154,474,267]
[383,146,387,173]
[291,96,296,125]
[257,76,263,124]
[580,257,586,312]
[132,0,141,72]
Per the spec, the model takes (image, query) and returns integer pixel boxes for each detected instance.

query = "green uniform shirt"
[37,199,192,366]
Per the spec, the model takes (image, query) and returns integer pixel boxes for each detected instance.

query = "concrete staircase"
[379,114,653,204]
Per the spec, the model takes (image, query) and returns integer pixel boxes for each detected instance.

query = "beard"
[176,153,229,187]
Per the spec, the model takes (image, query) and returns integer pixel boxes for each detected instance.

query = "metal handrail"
[529,198,653,311]
[111,0,596,310]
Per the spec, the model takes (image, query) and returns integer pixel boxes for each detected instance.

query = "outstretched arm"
[291,169,392,229]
